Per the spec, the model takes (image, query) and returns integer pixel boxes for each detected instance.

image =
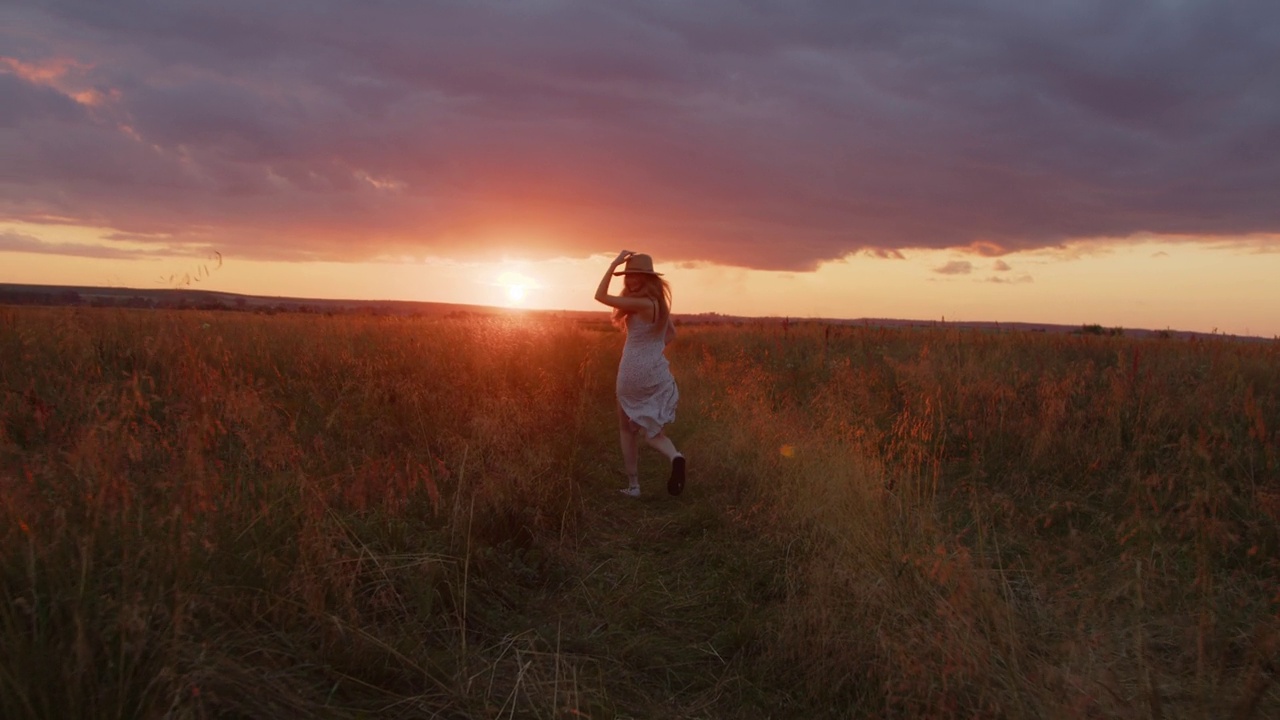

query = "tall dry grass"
[2,307,1278,718]
[1,308,614,718]
[687,322,1280,717]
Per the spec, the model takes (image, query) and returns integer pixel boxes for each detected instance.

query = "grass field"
[2,306,1279,719]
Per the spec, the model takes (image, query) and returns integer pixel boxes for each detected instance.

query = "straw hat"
[613,253,663,276]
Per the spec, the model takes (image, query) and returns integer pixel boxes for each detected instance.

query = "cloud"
[986,274,1034,284]
[1,229,162,259]
[2,0,1279,270]
[0,228,212,260]
[993,260,1012,271]
[101,231,176,243]
[0,230,43,249]
[966,241,1007,257]
[864,248,906,260]
[934,260,973,275]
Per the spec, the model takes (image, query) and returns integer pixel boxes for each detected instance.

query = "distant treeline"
[0,286,734,324]
[0,288,404,316]
[3,287,1257,340]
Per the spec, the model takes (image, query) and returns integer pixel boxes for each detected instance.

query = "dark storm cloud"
[2,0,1278,269]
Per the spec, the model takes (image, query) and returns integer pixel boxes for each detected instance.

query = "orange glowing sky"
[3,1,1279,336]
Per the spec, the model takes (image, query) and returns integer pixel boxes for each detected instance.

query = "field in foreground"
[2,307,1279,719]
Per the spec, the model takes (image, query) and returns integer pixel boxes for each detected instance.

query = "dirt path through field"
[495,449,784,718]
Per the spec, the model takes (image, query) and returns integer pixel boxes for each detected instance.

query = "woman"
[594,250,686,497]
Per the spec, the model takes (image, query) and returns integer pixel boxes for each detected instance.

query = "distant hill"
[0,282,554,318]
[0,282,1267,341]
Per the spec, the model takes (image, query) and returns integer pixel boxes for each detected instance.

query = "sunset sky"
[2,1,1279,336]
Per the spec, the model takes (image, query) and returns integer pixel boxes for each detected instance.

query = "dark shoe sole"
[667,456,686,496]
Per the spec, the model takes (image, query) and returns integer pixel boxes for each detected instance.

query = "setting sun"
[495,270,537,306]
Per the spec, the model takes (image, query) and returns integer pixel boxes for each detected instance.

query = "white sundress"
[616,305,679,438]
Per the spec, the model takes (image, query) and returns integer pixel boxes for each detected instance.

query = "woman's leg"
[617,403,641,494]
[642,431,679,460]
[645,431,686,496]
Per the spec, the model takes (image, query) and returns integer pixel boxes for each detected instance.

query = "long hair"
[612,274,671,331]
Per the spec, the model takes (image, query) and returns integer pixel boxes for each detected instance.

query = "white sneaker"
[619,487,641,498]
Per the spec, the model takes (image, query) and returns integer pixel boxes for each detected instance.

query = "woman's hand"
[598,250,632,305]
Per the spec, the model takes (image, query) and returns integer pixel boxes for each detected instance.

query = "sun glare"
[495,270,537,307]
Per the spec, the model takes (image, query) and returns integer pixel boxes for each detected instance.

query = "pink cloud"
[985,274,1034,284]
[934,260,973,275]
[0,229,200,259]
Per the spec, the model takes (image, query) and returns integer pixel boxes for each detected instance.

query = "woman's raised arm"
[595,250,654,313]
